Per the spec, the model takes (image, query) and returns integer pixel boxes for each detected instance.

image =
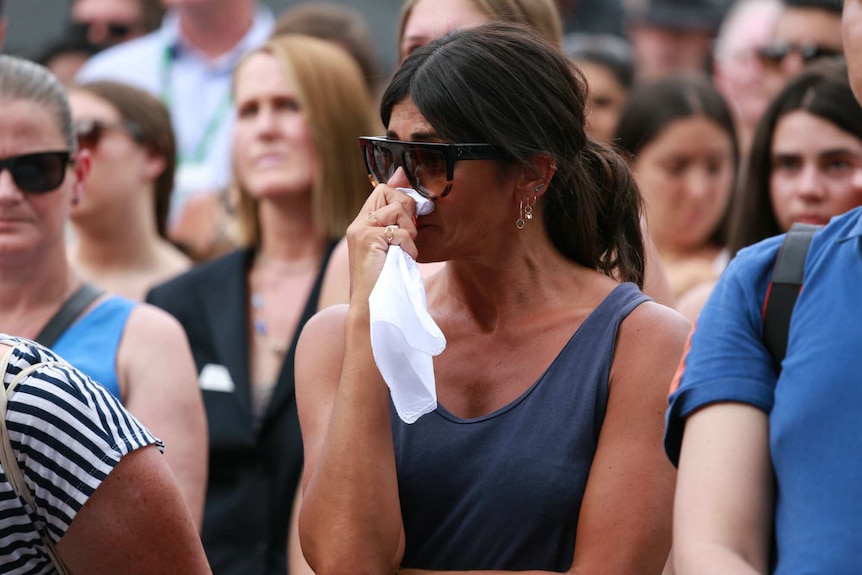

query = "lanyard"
[160,44,233,165]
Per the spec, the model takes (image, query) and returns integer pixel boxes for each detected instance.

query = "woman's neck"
[255,195,326,268]
[0,247,79,338]
[72,202,164,273]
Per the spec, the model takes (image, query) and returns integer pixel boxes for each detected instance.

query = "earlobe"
[71,150,91,206]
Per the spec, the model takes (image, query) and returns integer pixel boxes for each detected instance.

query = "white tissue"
[368,188,445,423]
[397,187,435,216]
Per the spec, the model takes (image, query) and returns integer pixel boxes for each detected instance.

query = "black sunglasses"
[359,136,506,199]
[0,151,72,194]
[756,41,842,67]
[75,119,144,151]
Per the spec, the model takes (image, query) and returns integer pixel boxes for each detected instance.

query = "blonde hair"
[398,0,563,54]
[232,35,376,247]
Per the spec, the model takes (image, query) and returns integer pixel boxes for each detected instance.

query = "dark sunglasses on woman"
[359,136,506,199]
[0,151,72,194]
[75,118,144,151]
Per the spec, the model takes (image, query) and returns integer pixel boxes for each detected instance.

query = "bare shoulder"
[621,299,691,344]
[296,304,349,367]
[614,299,691,374]
[121,303,189,347]
[675,279,717,324]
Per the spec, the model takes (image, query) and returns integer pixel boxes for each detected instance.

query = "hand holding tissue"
[368,188,445,423]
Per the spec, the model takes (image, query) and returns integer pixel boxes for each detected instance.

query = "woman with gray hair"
[0,54,207,527]
[0,54,209,574]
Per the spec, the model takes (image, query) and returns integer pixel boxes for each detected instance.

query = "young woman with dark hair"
[728,59,862,256]
[615,75,739,303]
[296,23,688,575]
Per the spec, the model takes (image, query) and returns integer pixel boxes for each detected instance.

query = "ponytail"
[545,139,644,287]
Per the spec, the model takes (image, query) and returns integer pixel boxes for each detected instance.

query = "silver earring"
[516,200,525,229]
[524,198,533,221]
[534,184,544,192]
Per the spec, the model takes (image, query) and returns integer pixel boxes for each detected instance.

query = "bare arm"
[317,237,351,311]
[298,186,421,575]
[296,305,405,575]
[570,302,688,574]
[56,445,212,574]
[672,403,774,574]
[118,305,208,528]
[288,476,315,575]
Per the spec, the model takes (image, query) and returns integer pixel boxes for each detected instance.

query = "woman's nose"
[386,165,411,188]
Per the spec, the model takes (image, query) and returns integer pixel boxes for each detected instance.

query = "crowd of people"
[0,0,860,573]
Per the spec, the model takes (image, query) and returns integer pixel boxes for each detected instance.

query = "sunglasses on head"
[75,118,144,151]
[756,41,841,67]
[0,151,72,194]
[359,136,506,199]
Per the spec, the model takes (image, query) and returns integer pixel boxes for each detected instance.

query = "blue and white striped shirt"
[0,335,162,574]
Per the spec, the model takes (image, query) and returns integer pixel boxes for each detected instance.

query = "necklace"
[251,292,287,356]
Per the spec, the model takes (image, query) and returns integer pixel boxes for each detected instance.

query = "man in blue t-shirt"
[665,2,862,572]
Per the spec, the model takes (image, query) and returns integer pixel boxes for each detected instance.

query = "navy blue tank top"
[391,282,649,571]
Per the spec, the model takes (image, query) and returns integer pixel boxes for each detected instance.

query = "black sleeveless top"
[391,282,649,571]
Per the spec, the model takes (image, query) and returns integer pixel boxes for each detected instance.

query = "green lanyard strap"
[160,44,233,166]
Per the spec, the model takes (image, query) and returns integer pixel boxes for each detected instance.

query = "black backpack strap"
[762,223,821,372]
[35,282,105,348]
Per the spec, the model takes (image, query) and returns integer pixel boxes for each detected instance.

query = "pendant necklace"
[251,292,287,356]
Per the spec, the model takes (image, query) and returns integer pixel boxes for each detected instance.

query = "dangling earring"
[516,200,525,229]
[524,195,534,221]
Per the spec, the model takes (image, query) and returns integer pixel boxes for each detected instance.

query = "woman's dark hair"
[727,58,862,256]
[614,75,739,248]
[380,22,645,285]
[75,80,176,238]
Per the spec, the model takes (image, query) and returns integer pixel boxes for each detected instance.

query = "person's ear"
[515,152,557,201]
[70,148,91,206]
[144,149,167,181]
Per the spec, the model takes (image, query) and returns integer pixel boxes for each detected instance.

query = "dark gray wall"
[5,0,400,73]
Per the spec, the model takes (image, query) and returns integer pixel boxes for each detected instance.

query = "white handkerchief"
[397,187,435,216]
[369,188,445,423]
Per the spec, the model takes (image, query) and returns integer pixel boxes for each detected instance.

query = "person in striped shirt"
[0,335,211,574]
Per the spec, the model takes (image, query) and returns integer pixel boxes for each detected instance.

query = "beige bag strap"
[0,346,72,575]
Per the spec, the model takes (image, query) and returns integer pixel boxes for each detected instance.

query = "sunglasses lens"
[404,148,447,199]
[757,44,787,67]
[75,121,101,151]
[106,23,132,39]
[11,153,68,193]
[365,141,396,185]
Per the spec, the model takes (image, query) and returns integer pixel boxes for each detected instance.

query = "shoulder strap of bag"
[762,222,821,373]
[34,282,104,348]
[0,346,72,575]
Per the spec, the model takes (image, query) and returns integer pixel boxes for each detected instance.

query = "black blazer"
[147,245,334,575]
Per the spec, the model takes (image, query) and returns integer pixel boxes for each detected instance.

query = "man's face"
[71,0,145,47]
[844,0,862,101]
[760,7,843,98]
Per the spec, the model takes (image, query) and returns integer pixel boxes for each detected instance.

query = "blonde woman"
[146,34,375,575]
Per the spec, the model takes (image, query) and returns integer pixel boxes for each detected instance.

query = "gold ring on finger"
[384,225,395,244]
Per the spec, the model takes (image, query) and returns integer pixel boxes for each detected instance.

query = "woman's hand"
[346,184,419,306]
